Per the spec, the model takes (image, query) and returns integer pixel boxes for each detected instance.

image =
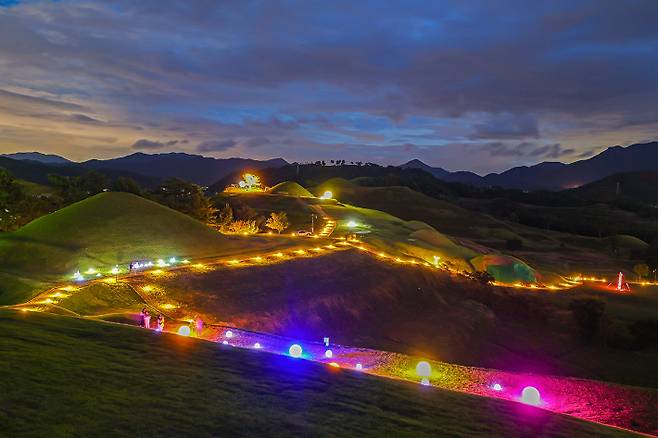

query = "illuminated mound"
[471,254,537,283]
[269,181,314,197]
[0,192,276,303]
[607,234,648,251]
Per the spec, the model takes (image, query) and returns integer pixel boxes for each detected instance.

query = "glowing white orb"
[355,363,363,370]
[346,220,358,228]
[289,344,303,358]
[521,386,541,406]
[169,257,176,264]
[177,326,191,336]
[492,383,503,391]
[225,330,233,338]
[322,190,333,199]
[253,342,262,349]
[420,377,430,386]
[416,361,431,377]
[324,349,333,358]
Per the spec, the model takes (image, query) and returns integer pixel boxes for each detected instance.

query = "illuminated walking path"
[177,324,657,436]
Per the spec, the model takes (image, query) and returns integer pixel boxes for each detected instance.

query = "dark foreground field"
[0,310,636,437]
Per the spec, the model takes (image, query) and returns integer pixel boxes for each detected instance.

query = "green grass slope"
[0,310,633,437]
[0,192,286,304]
[269,181,314,197]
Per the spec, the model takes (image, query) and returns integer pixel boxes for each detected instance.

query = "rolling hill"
[269,181,314,197]
[0,192,288,304]
[567,171,658,204]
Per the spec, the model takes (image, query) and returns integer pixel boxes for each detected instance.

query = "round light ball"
[254,342,262,349]
[416,361,431,377]
[521,386,541,406]
[289,344,303,358]
[492,383,503,391]
[225,330,233,338]
[177,325,191,337]
[355,363,363,370]
[324,349,333,358]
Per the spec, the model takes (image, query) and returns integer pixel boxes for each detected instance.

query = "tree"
[154,178,216,222]
[216,203,234,229]
[111,176,143,195]
[265,211,289,234]
[228,219,259,234]
[48,171,109,203]
[633,263,649,280]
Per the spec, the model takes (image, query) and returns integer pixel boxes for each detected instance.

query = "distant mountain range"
[401,141,658,190]
[1,152,72,165]
[1,152,288,187]
[81,153,288,186]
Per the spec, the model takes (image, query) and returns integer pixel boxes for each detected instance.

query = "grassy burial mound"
[0,310,636,437]
[0,192,287,304]
[269,181,314,197]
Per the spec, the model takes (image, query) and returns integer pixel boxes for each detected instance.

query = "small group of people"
[139,308,165,332]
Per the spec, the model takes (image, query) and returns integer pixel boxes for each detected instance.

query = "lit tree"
[242,173,261,190]
[265,211,289,234]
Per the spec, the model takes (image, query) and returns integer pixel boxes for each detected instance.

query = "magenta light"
[521,386,541,406]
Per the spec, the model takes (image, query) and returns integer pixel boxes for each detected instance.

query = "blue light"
[289,344,303,358]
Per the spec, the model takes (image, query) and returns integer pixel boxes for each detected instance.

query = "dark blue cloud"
[0,0,657,172]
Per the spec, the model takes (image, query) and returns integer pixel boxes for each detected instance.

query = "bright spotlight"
[254,342,262,349]
[420,377,430,386]
[416,361,431,377]
[177,326,191,336]
[346,220,358,228]
[521,386,541,406]
[289,344,303,358]
[225,330,233,338]
[355,363,363,370]
[492,383,503,391]
[321,190,333,199]
[324,349,333,358]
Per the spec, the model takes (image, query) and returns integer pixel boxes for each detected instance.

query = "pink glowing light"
[521,386,541,406]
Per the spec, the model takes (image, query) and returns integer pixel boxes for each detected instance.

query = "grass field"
[311,179,627,277]
[0,192,295,305]
[0,310,636,437]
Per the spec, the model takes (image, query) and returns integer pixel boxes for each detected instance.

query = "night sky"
[1,0,657,173]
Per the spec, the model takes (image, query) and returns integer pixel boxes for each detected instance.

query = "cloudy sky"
[1,0,657,174]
